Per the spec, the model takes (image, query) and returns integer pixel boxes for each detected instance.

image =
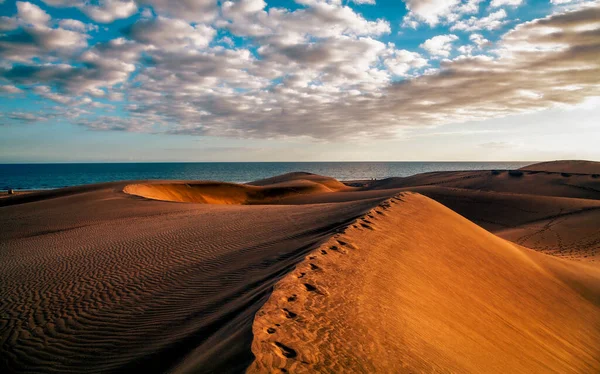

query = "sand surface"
[520,160,600,175]
[1,163,600,373]
[250,193,600,373]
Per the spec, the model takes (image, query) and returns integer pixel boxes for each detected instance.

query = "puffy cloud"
[137,0,218,23]
[383,49,428,76]
[401,0,484,27]
[0,5,90,62]
[5,0,600,142]
[0,85,22,93]
[123,17,216,50]
[58,19,99,32]
[1,38,141,97]
[112,4,600,139]
[222,0,391,41]
[470,33,489,48]
[16,1,51,26]
[402,0,459,26]
[490,0,523,7]
[41,0,138,23]
[0,16,19,31]
[80,0,138,23]
[451,9,508,31]
[420,34,459,57]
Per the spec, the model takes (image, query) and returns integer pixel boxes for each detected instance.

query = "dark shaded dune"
[400,186,600,260]
[0,179,394,374]
[498,209,600,261]
[520,160,600,175]
[369,170,600,200]
[0,181,132,208]
[250,193,600,373]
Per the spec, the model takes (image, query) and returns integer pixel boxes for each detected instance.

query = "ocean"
[0,162,531,190]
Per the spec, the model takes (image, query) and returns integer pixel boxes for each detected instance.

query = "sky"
[0,0,599,162]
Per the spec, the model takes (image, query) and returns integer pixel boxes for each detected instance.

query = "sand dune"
[1,165,600,373]
[250,193,600,373]
[369,169,600,200]
[0,177,391,373]
[521,160,600,175]
[123,174,351,204]
[398,186,600,260]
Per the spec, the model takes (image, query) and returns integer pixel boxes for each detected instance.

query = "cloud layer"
[0,0,599,141]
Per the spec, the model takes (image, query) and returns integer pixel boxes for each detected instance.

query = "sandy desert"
[1,160,600,373]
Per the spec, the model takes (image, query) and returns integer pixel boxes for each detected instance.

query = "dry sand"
[520,160,600,175]
[1,163,599,373]
[250,193,600,373]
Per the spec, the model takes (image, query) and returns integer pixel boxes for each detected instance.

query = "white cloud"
[58,19,98,32]
[41,0,138,23]
[0,16,18,31]
[5,0,600,144]
[222,0,391,40]
[490,0,523,7]
[0,85,22,94]
[420,34,459,57]
[401,0,484,27]
[0,4,90,62]
[384,48,428,76]
[470,33,489,48]
[82,0,138,23]
[17,2,51,26]
[402,0,459,26]
[125,17,216,50]
[137,0,218,23]
[451,9,508,31]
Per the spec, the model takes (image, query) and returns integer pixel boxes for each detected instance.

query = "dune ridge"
[123,173,352,204]
[520,160,600,175]
[249,193,600,373]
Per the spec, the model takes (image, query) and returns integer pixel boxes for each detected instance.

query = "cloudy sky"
[0,0,599,162]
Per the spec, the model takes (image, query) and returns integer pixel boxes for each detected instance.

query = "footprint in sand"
[304,283,320,293]
[282,308,297,319]
[337,240,358,250]
[274,342,297,358]
[360,223,374,230]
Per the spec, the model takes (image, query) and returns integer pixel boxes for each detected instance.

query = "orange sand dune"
[250,193,600,373]
[123,180,344,204]
[521,160,600,175]
[123,174,351,205]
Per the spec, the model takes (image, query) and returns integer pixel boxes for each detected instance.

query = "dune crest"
[520,160,600,175]
[249,193,600,373]
[123,178,352,205]
[123,174,352,204]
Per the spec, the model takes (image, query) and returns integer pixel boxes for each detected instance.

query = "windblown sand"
[1,163,599,373]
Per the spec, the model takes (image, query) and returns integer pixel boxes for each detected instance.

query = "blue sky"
[0,0,599,162]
